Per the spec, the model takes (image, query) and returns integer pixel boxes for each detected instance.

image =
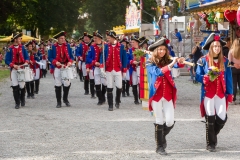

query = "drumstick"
[140,49,195,67]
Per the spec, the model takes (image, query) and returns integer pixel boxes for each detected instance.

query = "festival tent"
[0,34,39,42]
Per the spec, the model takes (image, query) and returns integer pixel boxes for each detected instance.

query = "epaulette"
[197,58,203,66]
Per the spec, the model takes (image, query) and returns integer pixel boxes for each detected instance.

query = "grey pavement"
[0,73,240,160]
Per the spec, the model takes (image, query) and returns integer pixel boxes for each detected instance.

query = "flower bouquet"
[208,66,221,81]
[133,49,145,62]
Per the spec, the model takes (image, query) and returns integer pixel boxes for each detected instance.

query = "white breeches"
[34,68,40,80]
[94,67,107,86]
[40,60,47,69]
[54,68,71,87]
[89,69,94,80]
[132,67,140,85]
[81,62,87,77]
[78,61,82,70]
[152,98,175,127]
[11,69,25,88]
[204,95,227,120]
[106,70,122,88]
[122,70,130,81]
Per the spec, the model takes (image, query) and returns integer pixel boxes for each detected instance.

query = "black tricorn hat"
[83,32,93,39]
[120,38,129,44]
[148,38,168,51]
[202,33,226,50]
[53,31,66,39]
[11,32,23,42]
[93,30,103,39]
[78,36,84,41]
[106,30,117,39]
[25,40,33,47]
[139,36,149,47]
[38,40,44,46]
[131,35,141,43]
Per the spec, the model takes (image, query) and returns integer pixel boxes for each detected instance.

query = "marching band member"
[100,30,127,111]
[76,32,93,95]
[146,38,185,155]
[195,33,233,152]
[120,38,130,97]
[86,30,107,105]
[48,31,74,108]
[32,40,41,94]
[139,36,149,50]
[38,41,47,78]
[5,32,29,109]
[77,36,84,82]
[129,35,141,104]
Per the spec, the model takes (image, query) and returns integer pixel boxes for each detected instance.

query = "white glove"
[122,73,126,79]
[100,68,106,77]
[168,57,178,69]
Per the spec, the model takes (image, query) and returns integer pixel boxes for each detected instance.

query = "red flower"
[165,39,170,44]
[214,35,220,41]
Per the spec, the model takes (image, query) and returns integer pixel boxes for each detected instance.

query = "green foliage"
[0,69,10,82]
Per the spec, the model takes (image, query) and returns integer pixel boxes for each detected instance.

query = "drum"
[71,64,77,79]
[17,69,25,82]
[61,67,74,80]
[24,67,34,82]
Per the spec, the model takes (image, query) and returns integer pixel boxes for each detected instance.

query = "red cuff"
[122,68,127,73]
[52,59,58,66]
[86,64,90,69]
[99,64,104,68]
[177,62,185,68]
[92,60,96,66]
[25,60,29,64]
[203,75,210,85]
[161,66,170,74]
[130,60,134,65]
[9,63,14,68]
[227,94,233,103]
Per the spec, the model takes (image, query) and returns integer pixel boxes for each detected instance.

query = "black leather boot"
[26,82,31,99]
[34,79,39,94]
[55,86,62,108]
[20,87,26,107]
[12,85,20,109]
[79,70,83,82]
[84,77,89,95]
[30,81,35,99]
[44,69,47,77]
[63,84,71,107]
[163,122,175,149]
[206,115,217,152]
[154,123,167,155]
[214,115,227,147]
[101,85,106,103]
[122,80,126,97]
[95,84,102,105]
[132,85,139,104]
[115,87,122,109]
[126,80,130,96]
[107,88,113,111]
[90,79,96,98]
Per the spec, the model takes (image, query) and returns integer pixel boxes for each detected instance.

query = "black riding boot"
[20,87,25,107]
[163,122,175,149]
[30,81,35,99]
[90,79,95,98]
[79,70,83,82]
[122,80,126,97]
[34,79,39,94]
[107,88,113,111]
[84,77,89,95]
[101,85,106,103]
[55,86,62,108]
[115,87,122,109]
[63,84,71,106]
[205,115,217,152]
[96,84,102,105]
[26,82,31,99]
[126,80,130,96]
[214,115,227,147]
[12,85,20,109]
[132,85,139,104]
[41,69,44,78]
[44,69,47,77]
[154,123,167,155]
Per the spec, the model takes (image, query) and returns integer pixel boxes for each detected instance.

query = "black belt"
[15,63,24,65]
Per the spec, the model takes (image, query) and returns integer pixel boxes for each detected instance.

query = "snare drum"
[61,67,74,80]
[17,69,25,82]
[24,67,34,82]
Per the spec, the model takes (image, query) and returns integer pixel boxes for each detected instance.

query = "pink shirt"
[228,50,240,65]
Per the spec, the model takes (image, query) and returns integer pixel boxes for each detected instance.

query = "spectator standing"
[174,29,183,57]
[192,42,202,72]
[222,37,231,58]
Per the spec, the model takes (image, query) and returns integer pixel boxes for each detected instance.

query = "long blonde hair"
[208,41,225,71]
[150,45,171,66]
[230,38,240,59]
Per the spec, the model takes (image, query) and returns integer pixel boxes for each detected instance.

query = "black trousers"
[232,68,240,101]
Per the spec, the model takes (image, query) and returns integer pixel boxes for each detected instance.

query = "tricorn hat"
[11,32,23,42]
[83,32,93,39]
[78,36,84,41]
[25,40,33,47]
[120,38,129,44]
[93,30,103,39]
[53,31,66,39]
[131,35,141,43]
[148,38,168,51]
[106,30,117,39]
[202,33,226,50]
[139,36,149,47]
